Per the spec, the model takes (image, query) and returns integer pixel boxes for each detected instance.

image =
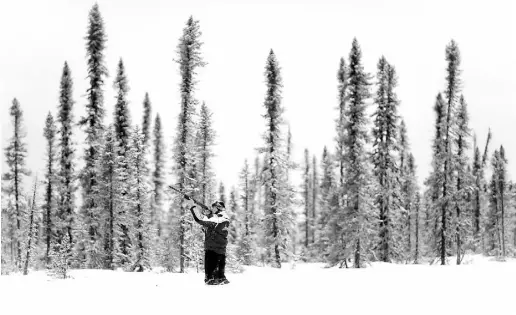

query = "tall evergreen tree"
[371,56,402,262]
[129,126,153,271]
[2,98,30,270]
[56,62,76,270]
[342,38,373,268]
[487,146,510,258]
[43,112,57,266]
[472,129,491,251]
[425,94,446,257]
[173,16,206,273]
[261,50,291,268]
[453,95,472,264]
[112,58,133,268]
[437,40,462,265]
[79,3,107,266]
[97,125,116,269]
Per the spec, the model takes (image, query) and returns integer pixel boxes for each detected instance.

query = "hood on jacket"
[207,210,229,224]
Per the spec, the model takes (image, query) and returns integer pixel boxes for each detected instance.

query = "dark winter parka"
[190,207,230,255]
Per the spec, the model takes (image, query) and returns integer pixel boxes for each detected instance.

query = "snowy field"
[1,255,514,315]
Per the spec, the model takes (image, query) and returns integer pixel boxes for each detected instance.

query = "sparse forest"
[3,4,516,278]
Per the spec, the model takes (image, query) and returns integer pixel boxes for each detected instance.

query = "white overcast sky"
[1,0,515,196]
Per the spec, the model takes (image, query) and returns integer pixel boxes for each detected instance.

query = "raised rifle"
[169,185,210,212]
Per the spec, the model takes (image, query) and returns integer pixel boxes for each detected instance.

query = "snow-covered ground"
[1,255,514,315]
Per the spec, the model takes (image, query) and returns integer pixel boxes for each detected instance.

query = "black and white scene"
[1,0,515,314]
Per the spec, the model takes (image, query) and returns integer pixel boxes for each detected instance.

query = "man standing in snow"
[185,198,230,285]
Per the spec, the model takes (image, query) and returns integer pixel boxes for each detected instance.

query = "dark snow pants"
[205,250,226,281]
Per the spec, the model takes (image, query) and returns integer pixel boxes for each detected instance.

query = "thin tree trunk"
[354,238,361,268]
[456,176,462,265]
[500,191,505,258]
[414,199,420,264]
[23,179,37,275]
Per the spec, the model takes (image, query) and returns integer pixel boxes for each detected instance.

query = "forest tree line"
[2,4,515,277]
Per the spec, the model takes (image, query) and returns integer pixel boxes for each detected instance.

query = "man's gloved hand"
[183,197,195,209]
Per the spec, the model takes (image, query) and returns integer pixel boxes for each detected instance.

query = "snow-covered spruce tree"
[112,58,134,269]
[3,98,31,270]
[79,3,107,267]
[151,114,167,267]
[97,125,116,269]
[436,39,462,265]
[172,16,206,273]
[341,38,374,268]
[317,146,338,262]
[23,178,39,275]
[371,57,402,262]
[487,146,511,259]
[424,93,446,260]
[260,50,293,268]
[42,112,57,266]
[129,126,153,271]
[55,62,76,271]
[453,95,473,264]
[471,129,491,251]
[302,149,311,255]
[311,155,318,248]
[237,160,255,265]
